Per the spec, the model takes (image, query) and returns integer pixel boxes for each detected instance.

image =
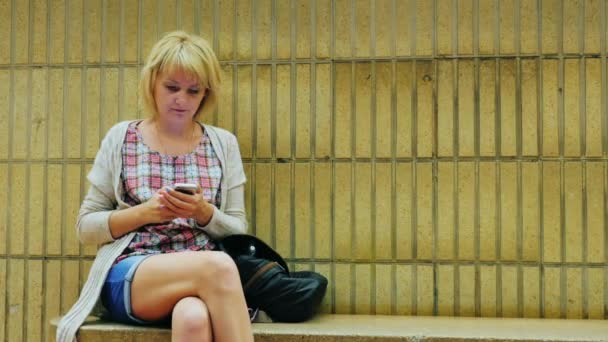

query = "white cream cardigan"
[56,121,248,342]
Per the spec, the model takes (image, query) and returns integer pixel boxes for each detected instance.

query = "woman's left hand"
[159,186,214,225]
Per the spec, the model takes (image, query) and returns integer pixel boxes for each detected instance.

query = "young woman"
[57,31,254,342]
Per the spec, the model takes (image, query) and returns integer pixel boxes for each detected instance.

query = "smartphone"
[173,183,197,195]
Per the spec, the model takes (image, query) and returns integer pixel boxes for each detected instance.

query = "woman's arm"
[76,123,124,245]
[76,184,150,244]
[78,184,181,244]
[109,191,180,239]
[194,131,248,238]
[76,184,118,245]
[195,183,247,238]
[107,205,150,239]
[76,122,175,244]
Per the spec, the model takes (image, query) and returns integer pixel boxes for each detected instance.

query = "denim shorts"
[100,255,157,325]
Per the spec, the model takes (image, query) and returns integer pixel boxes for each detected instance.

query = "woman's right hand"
[109,189,180,239]
[140,190,180,224]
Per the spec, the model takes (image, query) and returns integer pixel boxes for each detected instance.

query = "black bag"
[216,234,328,323]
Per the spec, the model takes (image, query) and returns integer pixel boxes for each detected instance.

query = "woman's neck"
[153,117,196,138]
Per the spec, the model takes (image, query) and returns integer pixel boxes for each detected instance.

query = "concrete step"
[51,314,608,342]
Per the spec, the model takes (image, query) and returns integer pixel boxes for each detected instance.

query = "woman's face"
[154,68,206,123]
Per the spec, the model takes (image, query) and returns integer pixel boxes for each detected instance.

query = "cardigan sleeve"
[196,132,248,238]
[224,133,247,190]
[197,183,247,238]
[75,124,122,245]
[76,184,116,245]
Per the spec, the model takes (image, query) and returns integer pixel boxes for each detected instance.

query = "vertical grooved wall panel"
[255,163,272,244]
[8,259,24,342]
[256,0,272,60]
[396,163,413,260]
[181,0,197,36]
[396,61,413,157]
[478,0,495,55]
[459,60,475,156]
[316,0,331,58]
[375,264,391,314]
[417,62,434,157]
[500,0,516,55]
[437,60,454,156]
[374,0,391,57]
[480,60,497,156]
[586,59,602,156]
[0,165,7,255]
[501,162,518,261]
[479,162,497,261]
[375,162,392,260]
[257,65,272,157]
[296,64,311,158]
[458,162,474,260]
[10,164,26,256]
[29,164,44,256]
[295,163,311,258]
[354,162,371,260]
[438,264,455,316]
[275,163,291,257]
[0,260,5,341]
[0,70,9,159]
[437,162,455,260]
[314,163,331,259]
[0,0,10,64]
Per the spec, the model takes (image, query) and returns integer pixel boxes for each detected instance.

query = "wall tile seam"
[580,162,589,319]
[604,163,608,319]
[21,54,34,341]
[4,157,608,164]
[3,255,607,266]
[4,54,608,66]
[560,162,567,319]
[4,0,16,336]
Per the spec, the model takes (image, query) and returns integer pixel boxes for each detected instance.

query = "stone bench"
[50,314,608,342]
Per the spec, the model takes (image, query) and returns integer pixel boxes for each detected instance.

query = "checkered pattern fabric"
[116,121,222,262]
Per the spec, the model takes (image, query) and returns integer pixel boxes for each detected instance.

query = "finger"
[164,207,190,219]
[159,195,180,211]
[158,207,180,222]
[163,191,198,211]
[164,187,196,202]
[160,195,194,217]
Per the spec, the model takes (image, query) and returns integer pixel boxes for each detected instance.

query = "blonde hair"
[140,31,221,120]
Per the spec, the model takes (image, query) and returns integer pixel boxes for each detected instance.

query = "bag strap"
[243,261,281,291]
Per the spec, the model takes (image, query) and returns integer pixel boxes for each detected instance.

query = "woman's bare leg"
[172,297,212,342]
[130,251,253,342]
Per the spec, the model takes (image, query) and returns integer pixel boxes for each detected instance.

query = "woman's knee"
[194,251,241,292]
[172,297,212,339]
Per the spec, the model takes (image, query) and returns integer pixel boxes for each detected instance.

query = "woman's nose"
[174,92,186,104]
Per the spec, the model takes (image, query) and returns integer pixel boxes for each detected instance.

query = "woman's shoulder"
[103,120,138,141]
[107,120,137,135]
[96,120,138,153]
[203,124,235,137]
[203,124,238,144]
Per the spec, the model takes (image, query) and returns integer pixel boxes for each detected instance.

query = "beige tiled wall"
[1,0,608,341]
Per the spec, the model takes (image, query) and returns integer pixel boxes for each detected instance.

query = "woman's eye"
[188,89,200,95]
[166,85,179,92]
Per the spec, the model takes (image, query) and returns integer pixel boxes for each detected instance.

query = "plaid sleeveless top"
[116,121,221,262]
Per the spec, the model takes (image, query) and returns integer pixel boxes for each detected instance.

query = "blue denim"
[100,255,157,325]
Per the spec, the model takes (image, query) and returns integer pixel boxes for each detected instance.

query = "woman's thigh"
[130,250,237,321]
